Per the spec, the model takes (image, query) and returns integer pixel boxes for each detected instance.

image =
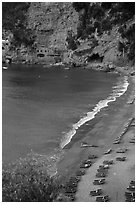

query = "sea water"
[2,65,128,174]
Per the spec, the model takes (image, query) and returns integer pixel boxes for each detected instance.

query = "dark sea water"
[2,65,128,169]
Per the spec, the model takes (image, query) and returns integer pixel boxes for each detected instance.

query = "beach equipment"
[96,172,107,178]
[103,160,113,165]
[104,148,112,155]
[116,148,128,153]
[96,195,110,202]
[90,189,102,196]
[88,155,98,159]
[116,156,126,161]
[93,179,106,185]
[127,185,135,191]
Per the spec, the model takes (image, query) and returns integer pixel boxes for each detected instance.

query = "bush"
[2,156,62,202]
[66,30,77,50]
[2,2,35,48]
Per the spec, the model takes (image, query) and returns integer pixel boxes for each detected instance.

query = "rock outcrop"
[2,2,135,67]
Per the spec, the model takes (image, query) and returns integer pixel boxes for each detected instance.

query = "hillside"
[2,2,135,67]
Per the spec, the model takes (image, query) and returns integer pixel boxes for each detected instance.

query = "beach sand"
[57,74,135,202]
[75,124,135,202]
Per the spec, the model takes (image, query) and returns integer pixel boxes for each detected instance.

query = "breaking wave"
[61,76,129,148]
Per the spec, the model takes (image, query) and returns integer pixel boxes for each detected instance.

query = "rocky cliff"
[2,2,135,67]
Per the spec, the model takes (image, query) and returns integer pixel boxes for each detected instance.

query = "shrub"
[2,156,62,202]
[2,2,35,48]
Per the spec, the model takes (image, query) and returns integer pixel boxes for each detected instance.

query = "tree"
[73,2,135,63]
[2,2,35,48]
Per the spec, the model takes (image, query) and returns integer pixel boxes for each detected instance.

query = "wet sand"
[57,74,135,202]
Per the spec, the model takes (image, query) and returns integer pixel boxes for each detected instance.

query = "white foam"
[60,76,129,148]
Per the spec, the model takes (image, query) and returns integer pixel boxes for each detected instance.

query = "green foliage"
[72,2,135,63]
[118,23,135,62]
[2,2,35,48]
[2,157,62,202]
[66,30,77,50]
[88,4,105,21]
[109,3,135,24]
[102,19,112,32]
[72,2,90,12]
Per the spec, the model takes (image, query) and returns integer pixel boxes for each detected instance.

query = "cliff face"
[25,2,79,64]
[28,3,78,49]
[2,2,135,66]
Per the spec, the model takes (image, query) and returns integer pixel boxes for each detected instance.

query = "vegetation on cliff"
[2,2,35,49]
[71,2,135,64]
[2,2,135,65]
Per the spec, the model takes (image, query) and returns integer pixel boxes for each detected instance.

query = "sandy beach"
[57,74,135,202]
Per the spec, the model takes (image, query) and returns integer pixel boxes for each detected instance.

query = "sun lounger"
[97,167,108,172]
[116,148,128,153]
[103,160,113,165]
[76,170,86,176]
[88,155,98,159]
[69,176,81,183]
[80,163,92,168]
[99,165,109,169]
[81,143,98,148]
[116,156,126,161]
[113,140,121,144]
[130,121,135,126]
[129,139,135,144]
[125,192,135,198]
[83,159,92,164]
[90,189,102,196]
[125,197,135,202]
[130,180,135,185]
[127,185,135,191]
[93,179,106,185]
[96,172,107,178]
[104,148,112,155]
[96,195,110,202]
[80,142,92,147]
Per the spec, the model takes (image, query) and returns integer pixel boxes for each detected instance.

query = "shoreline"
[56,73,135,200]
[60,75,129,149]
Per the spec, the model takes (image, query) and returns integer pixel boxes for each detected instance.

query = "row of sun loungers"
[113,117,135,145]
[70,116,134,202]
[64,176,81,201]
[65,154,99,201]
[125,180,135,202]
[90,189,110,201]
[89,160,114,201]
[90,117,134,202]
[90,159,135,201]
